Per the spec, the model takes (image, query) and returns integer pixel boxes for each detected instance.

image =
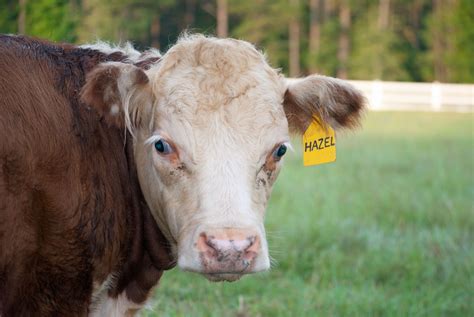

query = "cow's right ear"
[81,62,152,130]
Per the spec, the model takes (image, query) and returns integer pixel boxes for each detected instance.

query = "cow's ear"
[283,75,366,134]
[81,62,152,130]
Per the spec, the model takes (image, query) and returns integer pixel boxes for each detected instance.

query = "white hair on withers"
[81,41,142,60]
[80,41,162,64]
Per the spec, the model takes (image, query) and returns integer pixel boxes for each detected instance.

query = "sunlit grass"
[143,112,473,317]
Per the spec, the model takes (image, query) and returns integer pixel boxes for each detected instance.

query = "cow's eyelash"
[145,134,164,145]
[282,141,294,153]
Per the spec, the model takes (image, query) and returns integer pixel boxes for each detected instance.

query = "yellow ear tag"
[302,121,336,166]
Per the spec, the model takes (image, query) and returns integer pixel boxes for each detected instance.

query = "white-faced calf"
[0,34,364,316]
[82,35,365,281]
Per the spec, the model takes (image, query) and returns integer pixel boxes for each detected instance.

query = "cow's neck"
[108,132,175,303]
[87,135,173,313]
[73,46,175,303]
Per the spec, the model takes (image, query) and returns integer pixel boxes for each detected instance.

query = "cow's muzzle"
[196,228,260,281]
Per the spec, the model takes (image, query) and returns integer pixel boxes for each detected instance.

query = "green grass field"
[143,112,473,317]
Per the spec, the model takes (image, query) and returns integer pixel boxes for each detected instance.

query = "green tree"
[229,0,293,72]
[0,0,19,34]
[424,0,474,82]
[1,0,473,83]
[310,1,340,77]
[0,0,77,42]
[26,0,77,42]
[78,0,174,49]
[449,0,474,82]
[349,1,409,80]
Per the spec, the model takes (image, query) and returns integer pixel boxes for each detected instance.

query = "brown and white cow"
[0,34,364,316]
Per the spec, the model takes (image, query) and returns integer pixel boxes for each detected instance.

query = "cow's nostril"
[197,232,219,257]
[243,235,258,254]
[246,235,256,246]
[205,238,216,249]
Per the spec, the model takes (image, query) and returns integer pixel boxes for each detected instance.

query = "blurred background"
[1,0,473,81]
[1,0,472,316]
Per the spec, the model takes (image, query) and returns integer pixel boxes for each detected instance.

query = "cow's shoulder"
[0,35,155,314]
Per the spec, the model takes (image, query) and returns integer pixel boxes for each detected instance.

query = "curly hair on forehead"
[148,34,271,79]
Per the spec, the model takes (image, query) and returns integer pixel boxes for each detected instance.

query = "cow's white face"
[81,35,365,282]
[135,41,289,280]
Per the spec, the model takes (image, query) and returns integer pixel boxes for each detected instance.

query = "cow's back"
[0,36,134,316]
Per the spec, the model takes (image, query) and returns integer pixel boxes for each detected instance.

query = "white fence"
[347,80,474,112]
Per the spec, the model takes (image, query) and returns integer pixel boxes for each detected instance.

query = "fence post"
[431,81,442,111]
[371,80,383,110]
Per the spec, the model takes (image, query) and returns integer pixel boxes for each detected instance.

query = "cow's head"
[81,35,365,282]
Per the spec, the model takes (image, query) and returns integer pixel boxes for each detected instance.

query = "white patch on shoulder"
[89,292,145,317]
[89,273,117,314]
[89,273,147,317]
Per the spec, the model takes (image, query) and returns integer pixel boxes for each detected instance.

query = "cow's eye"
[273,144,287,159]
[155,139,172,154]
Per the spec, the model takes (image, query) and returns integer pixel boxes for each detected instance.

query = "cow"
[0,34,365,316]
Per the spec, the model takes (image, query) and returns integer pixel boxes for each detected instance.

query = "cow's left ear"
[81,62,152,130]
[283,75,366,134]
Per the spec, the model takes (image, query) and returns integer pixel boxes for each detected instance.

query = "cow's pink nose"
[197,229,260,273]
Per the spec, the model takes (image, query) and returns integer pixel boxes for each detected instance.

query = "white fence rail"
[347,80,474,112]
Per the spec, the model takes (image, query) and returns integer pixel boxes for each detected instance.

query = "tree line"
[1,0,472,82]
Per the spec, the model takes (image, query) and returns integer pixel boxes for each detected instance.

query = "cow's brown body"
[0,35,172,316]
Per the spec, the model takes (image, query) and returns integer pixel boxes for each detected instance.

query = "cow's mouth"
[203,272,244,282]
